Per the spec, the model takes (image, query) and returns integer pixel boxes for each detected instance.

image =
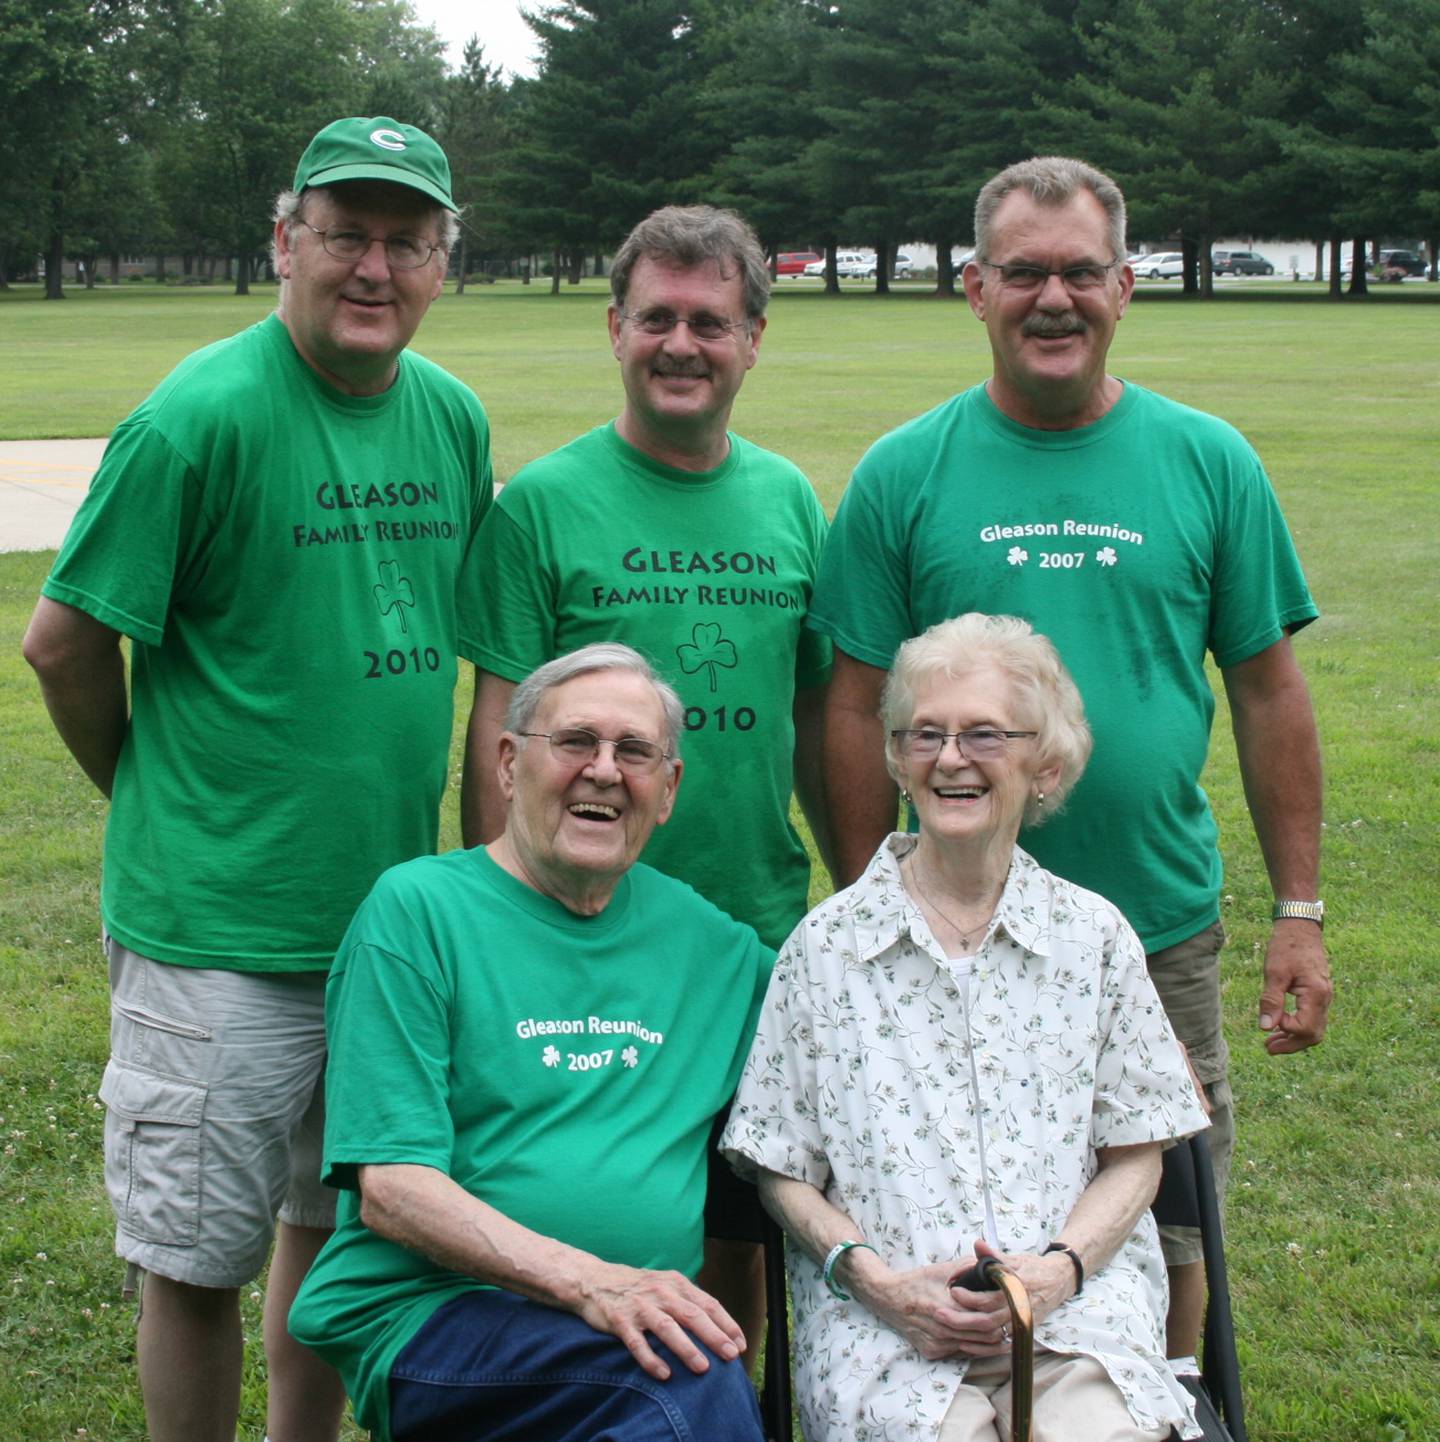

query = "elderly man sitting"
[289,643,769,1442]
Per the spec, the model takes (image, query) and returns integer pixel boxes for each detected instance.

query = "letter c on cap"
[370,128,407,152]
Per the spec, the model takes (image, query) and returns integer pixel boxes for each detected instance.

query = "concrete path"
[0,438,107,552]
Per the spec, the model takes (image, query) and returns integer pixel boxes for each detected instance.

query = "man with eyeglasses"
[810,155,1329,1368]
[290,643,769,1442]
[23,116,491,1442]
[465,205,833,1358]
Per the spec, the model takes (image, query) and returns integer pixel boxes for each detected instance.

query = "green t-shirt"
[288,847,773,1441]
[810,382,1318,952]
[470,423,831,947]
[43,315,493,970]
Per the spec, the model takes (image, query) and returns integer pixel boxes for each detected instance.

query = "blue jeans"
[390,1289,766,1442]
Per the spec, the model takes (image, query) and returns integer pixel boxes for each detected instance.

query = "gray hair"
[505,643,684,761]
[880,613,1092,826]
[974,157,1127,266]
[270,186,459,268]
[610,205,771,324]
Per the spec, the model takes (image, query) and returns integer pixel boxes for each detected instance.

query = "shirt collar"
[851,834,1055,963]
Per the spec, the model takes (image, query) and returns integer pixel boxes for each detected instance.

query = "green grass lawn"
[1,280,1437,1440]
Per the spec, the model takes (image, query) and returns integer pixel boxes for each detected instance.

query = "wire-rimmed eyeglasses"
[890,728,1038,761]
[298,222,440,270]
[519,728,672,775]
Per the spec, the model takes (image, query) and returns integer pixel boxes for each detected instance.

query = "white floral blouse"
[722,835,1209,1441]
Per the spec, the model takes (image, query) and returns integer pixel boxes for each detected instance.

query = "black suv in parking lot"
[1212,250,1276,276]
[1377,249,1427,277]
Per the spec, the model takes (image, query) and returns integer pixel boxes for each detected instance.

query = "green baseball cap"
[293,117,456,210]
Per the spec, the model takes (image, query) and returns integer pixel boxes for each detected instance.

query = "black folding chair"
[701,1115,793,1441]
[1152,1133,1246,1442]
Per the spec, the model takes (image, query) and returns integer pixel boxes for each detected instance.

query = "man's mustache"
[1022,314,1087,338]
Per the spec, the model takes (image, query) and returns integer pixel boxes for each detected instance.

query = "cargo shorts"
[100,936,336,1290]
[1146,921,1233,1267]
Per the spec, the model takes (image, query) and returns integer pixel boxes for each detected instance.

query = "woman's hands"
[846,1251,1008,1361]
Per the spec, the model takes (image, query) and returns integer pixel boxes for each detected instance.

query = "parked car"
[775,251,821,277]
[1377,248,1426,278]
[804,251,866,278]
[892,251,914,279]
[1212,249,1276,276]
[1134,252,1184,279]
[835,251,875,279]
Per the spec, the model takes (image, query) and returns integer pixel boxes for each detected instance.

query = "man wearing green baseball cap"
[24,117,493,1442]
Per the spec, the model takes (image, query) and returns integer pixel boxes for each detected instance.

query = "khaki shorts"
[100,937,336,1289]
[1147,922,1233,1268]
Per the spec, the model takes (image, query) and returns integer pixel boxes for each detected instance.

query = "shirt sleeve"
[721,932,831,1187]
[806,445,914,670]
[1091,919,1211,1150]
[795,484,834,687]
[454,402,496,664]
[464,481,560,680]
[41,418,207,646]
[1207,444,1318,669]
[321,882,458,1189]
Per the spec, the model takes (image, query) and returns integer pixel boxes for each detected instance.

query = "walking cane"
[949,1258,1034,1442]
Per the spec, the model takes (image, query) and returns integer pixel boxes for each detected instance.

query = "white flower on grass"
[1096,547,1118,566]
[621,1046,639,1068]
[1006,546,1029,566]
[542,1045,561,1068]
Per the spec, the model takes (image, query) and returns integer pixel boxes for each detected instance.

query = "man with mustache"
[465,205,833,1361]
[808,156,1330,1371]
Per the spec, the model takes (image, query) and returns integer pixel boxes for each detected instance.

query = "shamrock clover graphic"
[621,1046,639,1068]
[542,1045,560,1068]
[1006,546,1029,566]
[373,559,415,633]
[676,622,737,693]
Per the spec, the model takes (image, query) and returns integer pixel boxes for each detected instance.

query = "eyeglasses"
[980,261,1121,292]
[620,308,749,341]
[519,728,672,775]
[299,222,440,270]
[890,728,1038,761]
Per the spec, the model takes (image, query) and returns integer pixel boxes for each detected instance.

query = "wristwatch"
[1272,899,1324,927]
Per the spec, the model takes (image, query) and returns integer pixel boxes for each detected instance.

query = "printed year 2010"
[363,647,442,678]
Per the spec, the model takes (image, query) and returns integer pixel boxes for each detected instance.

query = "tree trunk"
[550,249,561,295]
[1327,239,1342,299]
[823,242,839,296]
[1313,241,1324,282]
[1197,237,1214,299]
[45,229,65,299]
[1347,237,1367,296]
[83,253,97,289]
[933,239,955,296]
[567,251,583,285]
[183,252,195,276]
[0,241,9,289]
[109,251,121,283]
[1428,236,1437,281]
[1180,236,1199,295]
[455,234,468,296]
[155,252,166,283]
[873,240,891,295]
[234,249,251,296]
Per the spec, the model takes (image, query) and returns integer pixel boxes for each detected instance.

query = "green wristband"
[822,1239,878,1300]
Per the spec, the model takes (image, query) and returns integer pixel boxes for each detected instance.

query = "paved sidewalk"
[0,438,107,552]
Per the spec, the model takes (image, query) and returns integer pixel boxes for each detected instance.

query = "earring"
[901,789,912,804]
[1036,790,1045,808]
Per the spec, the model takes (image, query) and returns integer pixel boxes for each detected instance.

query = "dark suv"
[1212,250,1275,276]
[1377,249,1427,278]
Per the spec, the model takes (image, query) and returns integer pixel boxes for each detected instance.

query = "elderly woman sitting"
[723,613,1209,1441]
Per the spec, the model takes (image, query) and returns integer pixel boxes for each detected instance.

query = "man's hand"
[574,1260,745,1381]
[1259,920,1332,1054]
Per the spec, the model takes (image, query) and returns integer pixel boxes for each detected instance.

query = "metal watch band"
[1272,899,1324,926]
